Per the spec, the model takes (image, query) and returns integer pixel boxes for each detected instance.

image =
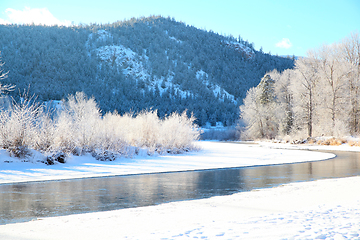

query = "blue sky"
[0,0,359,57]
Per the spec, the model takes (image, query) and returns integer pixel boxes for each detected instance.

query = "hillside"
[0,16,294,126]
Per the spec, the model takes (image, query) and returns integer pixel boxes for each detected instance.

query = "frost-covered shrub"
[33,112,56,152]
[53,92,101,154]
[0,95,41,155]
[95,111,129,154]
[65,92,101,151]
[160,111,200,153]
[133,110,161,152]
[0,92,200,161]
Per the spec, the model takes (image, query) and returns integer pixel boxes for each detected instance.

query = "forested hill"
[0,16,294,126]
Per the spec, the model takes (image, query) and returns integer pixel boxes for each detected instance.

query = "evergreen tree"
[258,74,275,105]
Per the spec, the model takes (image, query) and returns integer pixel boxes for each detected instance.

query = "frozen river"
[0,149,359,225]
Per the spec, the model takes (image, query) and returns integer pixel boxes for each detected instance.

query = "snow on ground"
[0,175,359,239]
[1,141,360,239]
[0,141,335,184]
[257,140,360,152]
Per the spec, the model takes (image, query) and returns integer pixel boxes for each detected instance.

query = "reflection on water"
[0,150,360,225]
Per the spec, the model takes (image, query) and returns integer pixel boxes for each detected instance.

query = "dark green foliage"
[258,74,276,105]
[0,16,294,126]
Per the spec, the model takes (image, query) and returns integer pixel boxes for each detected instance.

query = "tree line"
[240,32,360,140]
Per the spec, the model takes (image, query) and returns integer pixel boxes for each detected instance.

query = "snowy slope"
[96,45,149,81]
[196,70,237,104]
[90,30,238,104]
[224,40,255,59]
[92,30,194,99]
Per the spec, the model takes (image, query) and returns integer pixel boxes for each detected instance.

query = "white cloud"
[276,38,293,49]
[0,18,11,25]
[5,7,71,26]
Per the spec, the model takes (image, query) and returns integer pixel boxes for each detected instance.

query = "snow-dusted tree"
[240,33,360,139]
[54,92,101,153]
[258,74,276,105]
[240,74,278,139]
[0,93,43,157]
[340,31,360,135]
[270,69,293,135]
[0,53,15,97]
[160,111,200,153]
[240,87,264,139]
[258,74,279,138]
[291,55,320,138]
[314,44,353,136]
[0,56,7,81]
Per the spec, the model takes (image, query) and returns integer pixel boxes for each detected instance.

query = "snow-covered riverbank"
[257,139,360,152]
[1,176,359,239]
[0,141,359,239]
[0,141,335,184]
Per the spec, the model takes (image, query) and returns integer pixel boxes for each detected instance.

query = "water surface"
[0,149,359,225]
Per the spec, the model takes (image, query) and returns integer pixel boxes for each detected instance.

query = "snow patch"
[169,36,182,44]
[196,70,237,104]
[90,30,150,82]
[224,41,255,59]
[92,31,192,99]
[96,30,113,42]
[154,74,193,99]
[96,45,149,81]
[88,30,233,103]
[86,30,113,49]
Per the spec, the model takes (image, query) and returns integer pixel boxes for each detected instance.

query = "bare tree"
[240,87,265,139]
[0,56,7,80]
[240,33,360,140]
[0,53,15,110]
[0,55,15,97]
[340,31,360,135]
[314,44,354,136]
[291,55,319,138]
[0,53,15,96]
[271,69,294,135]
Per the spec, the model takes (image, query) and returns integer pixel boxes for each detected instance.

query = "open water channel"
[1,148,360,225]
